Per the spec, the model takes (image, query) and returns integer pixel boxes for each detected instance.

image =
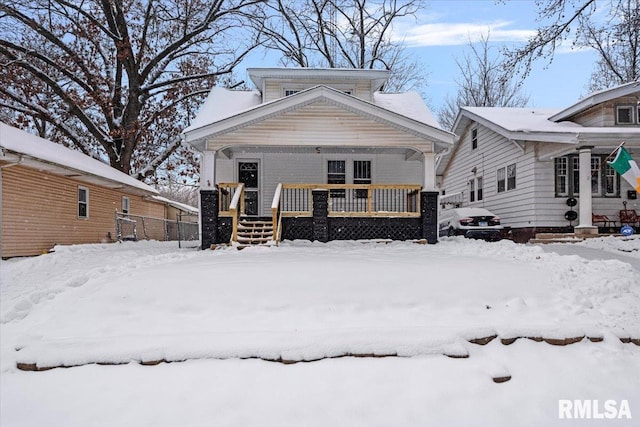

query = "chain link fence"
[115,211,199,248]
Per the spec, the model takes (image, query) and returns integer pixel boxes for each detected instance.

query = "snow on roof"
[549,81,640,122]
[0,122,158,195]
[373,91,442,129]
[151,195,198,214]
[461,107,573,133]
[184,87,262,133]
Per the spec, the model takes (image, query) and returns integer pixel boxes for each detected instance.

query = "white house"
[438,83,640,242]
[183,68,454,247]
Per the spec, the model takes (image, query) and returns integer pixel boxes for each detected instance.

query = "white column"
[423,152,436,191]
[577,146,596,231]
[201,150,217,190]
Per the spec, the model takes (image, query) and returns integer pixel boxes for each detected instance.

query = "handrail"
[271,183,282,243]
[279,183,422,217]
[228,183,245,243]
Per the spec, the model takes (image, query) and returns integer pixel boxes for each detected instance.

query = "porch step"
[236,219,274,247]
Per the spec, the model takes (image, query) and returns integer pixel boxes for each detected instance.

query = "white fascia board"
[187,85,454,152]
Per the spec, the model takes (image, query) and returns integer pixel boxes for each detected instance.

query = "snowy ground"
[1,236,639,426]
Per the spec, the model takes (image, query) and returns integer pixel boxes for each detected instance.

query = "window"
[78,187,89,218]
[471,128,478,150]
[507,163,517,190]
[497,167,506,193]
[328,160,346,198]
[605,163,618,196]
[554,154,620,197]
[469,177,482,202]
[284,89,300,96]
[591,157,601,195]
[122,196,130,215]
[616,106,634,124]
[555,157,568,196]
[353,160,371,198]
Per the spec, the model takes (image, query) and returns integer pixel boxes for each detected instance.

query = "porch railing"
[218,182,245,243]
[277,183,422,218]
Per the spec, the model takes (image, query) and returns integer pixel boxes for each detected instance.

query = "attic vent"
[65,174,82,177]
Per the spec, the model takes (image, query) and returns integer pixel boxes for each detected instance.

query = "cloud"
[394,20,536,47]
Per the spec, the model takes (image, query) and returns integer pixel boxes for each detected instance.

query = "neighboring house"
[0,123,169,258]
[183,67,454,248]
[438,83,640,242]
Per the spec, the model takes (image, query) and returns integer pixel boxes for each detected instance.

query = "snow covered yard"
[1,237,639,426]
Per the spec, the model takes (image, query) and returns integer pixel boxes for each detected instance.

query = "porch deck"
[208,182,437,247]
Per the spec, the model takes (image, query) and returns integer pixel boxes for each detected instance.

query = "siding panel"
[2,166,163,258]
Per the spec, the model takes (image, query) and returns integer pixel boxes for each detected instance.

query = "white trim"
[185,85,454,153]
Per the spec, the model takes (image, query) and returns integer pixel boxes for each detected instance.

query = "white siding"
[263,80,373,103]
[216,152,423,216]
[441,124,538,228]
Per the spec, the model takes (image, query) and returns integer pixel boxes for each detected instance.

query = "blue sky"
[237,0,599,115]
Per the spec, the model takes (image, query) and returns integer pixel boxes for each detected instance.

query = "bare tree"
[254,0,428,92]
[581,0,640,91]
[438,34,529,130]
[504,0,639,89]
[0,0,263,183]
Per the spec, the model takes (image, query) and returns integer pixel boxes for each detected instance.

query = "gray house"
[183,68,454,248]
[438,83,640,242]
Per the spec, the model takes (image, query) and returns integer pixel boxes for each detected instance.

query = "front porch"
[202,183,438,248]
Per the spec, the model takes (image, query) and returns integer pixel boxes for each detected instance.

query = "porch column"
[422,152,437,191]
[201,150,216,190]
[576,146,597,236]
[200,150,219,249]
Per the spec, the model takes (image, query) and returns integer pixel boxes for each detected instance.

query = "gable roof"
[549,81,640,122]
[452,106,640,145]
[0,122,158,196]
[184,85,453,152]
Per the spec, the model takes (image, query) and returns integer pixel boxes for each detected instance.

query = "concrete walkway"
[539,243,640,273]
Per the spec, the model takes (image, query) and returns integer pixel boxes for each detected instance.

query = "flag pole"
[605,141,626,163]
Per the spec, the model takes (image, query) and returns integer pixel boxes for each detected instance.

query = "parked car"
[439,207,503,241]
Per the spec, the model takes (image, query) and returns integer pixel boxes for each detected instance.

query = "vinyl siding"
[1,165,164,258]
[570,96,639,127]
[440,124,537,228]
[217,151,423,216]
[209,101,431,148]
[264,80,373,103]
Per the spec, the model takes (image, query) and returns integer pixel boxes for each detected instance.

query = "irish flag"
[608,146,640,192]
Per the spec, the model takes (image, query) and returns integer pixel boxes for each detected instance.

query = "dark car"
[439,207,503,241]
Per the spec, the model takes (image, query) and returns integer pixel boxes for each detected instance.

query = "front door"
[238,161,259,216]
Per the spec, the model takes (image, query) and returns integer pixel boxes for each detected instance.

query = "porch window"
[122,196,130,215]
[605,162,618,196]
[554,154,620,197]
[555,157,568,196]
[353,160,371,198]
[471,128,478,150]
[591,157,601,195]
[328,160,346,198]
[78,186,89,219]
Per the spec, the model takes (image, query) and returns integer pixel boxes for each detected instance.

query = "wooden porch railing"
[277,183,422,218]
[218,182,244,243]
